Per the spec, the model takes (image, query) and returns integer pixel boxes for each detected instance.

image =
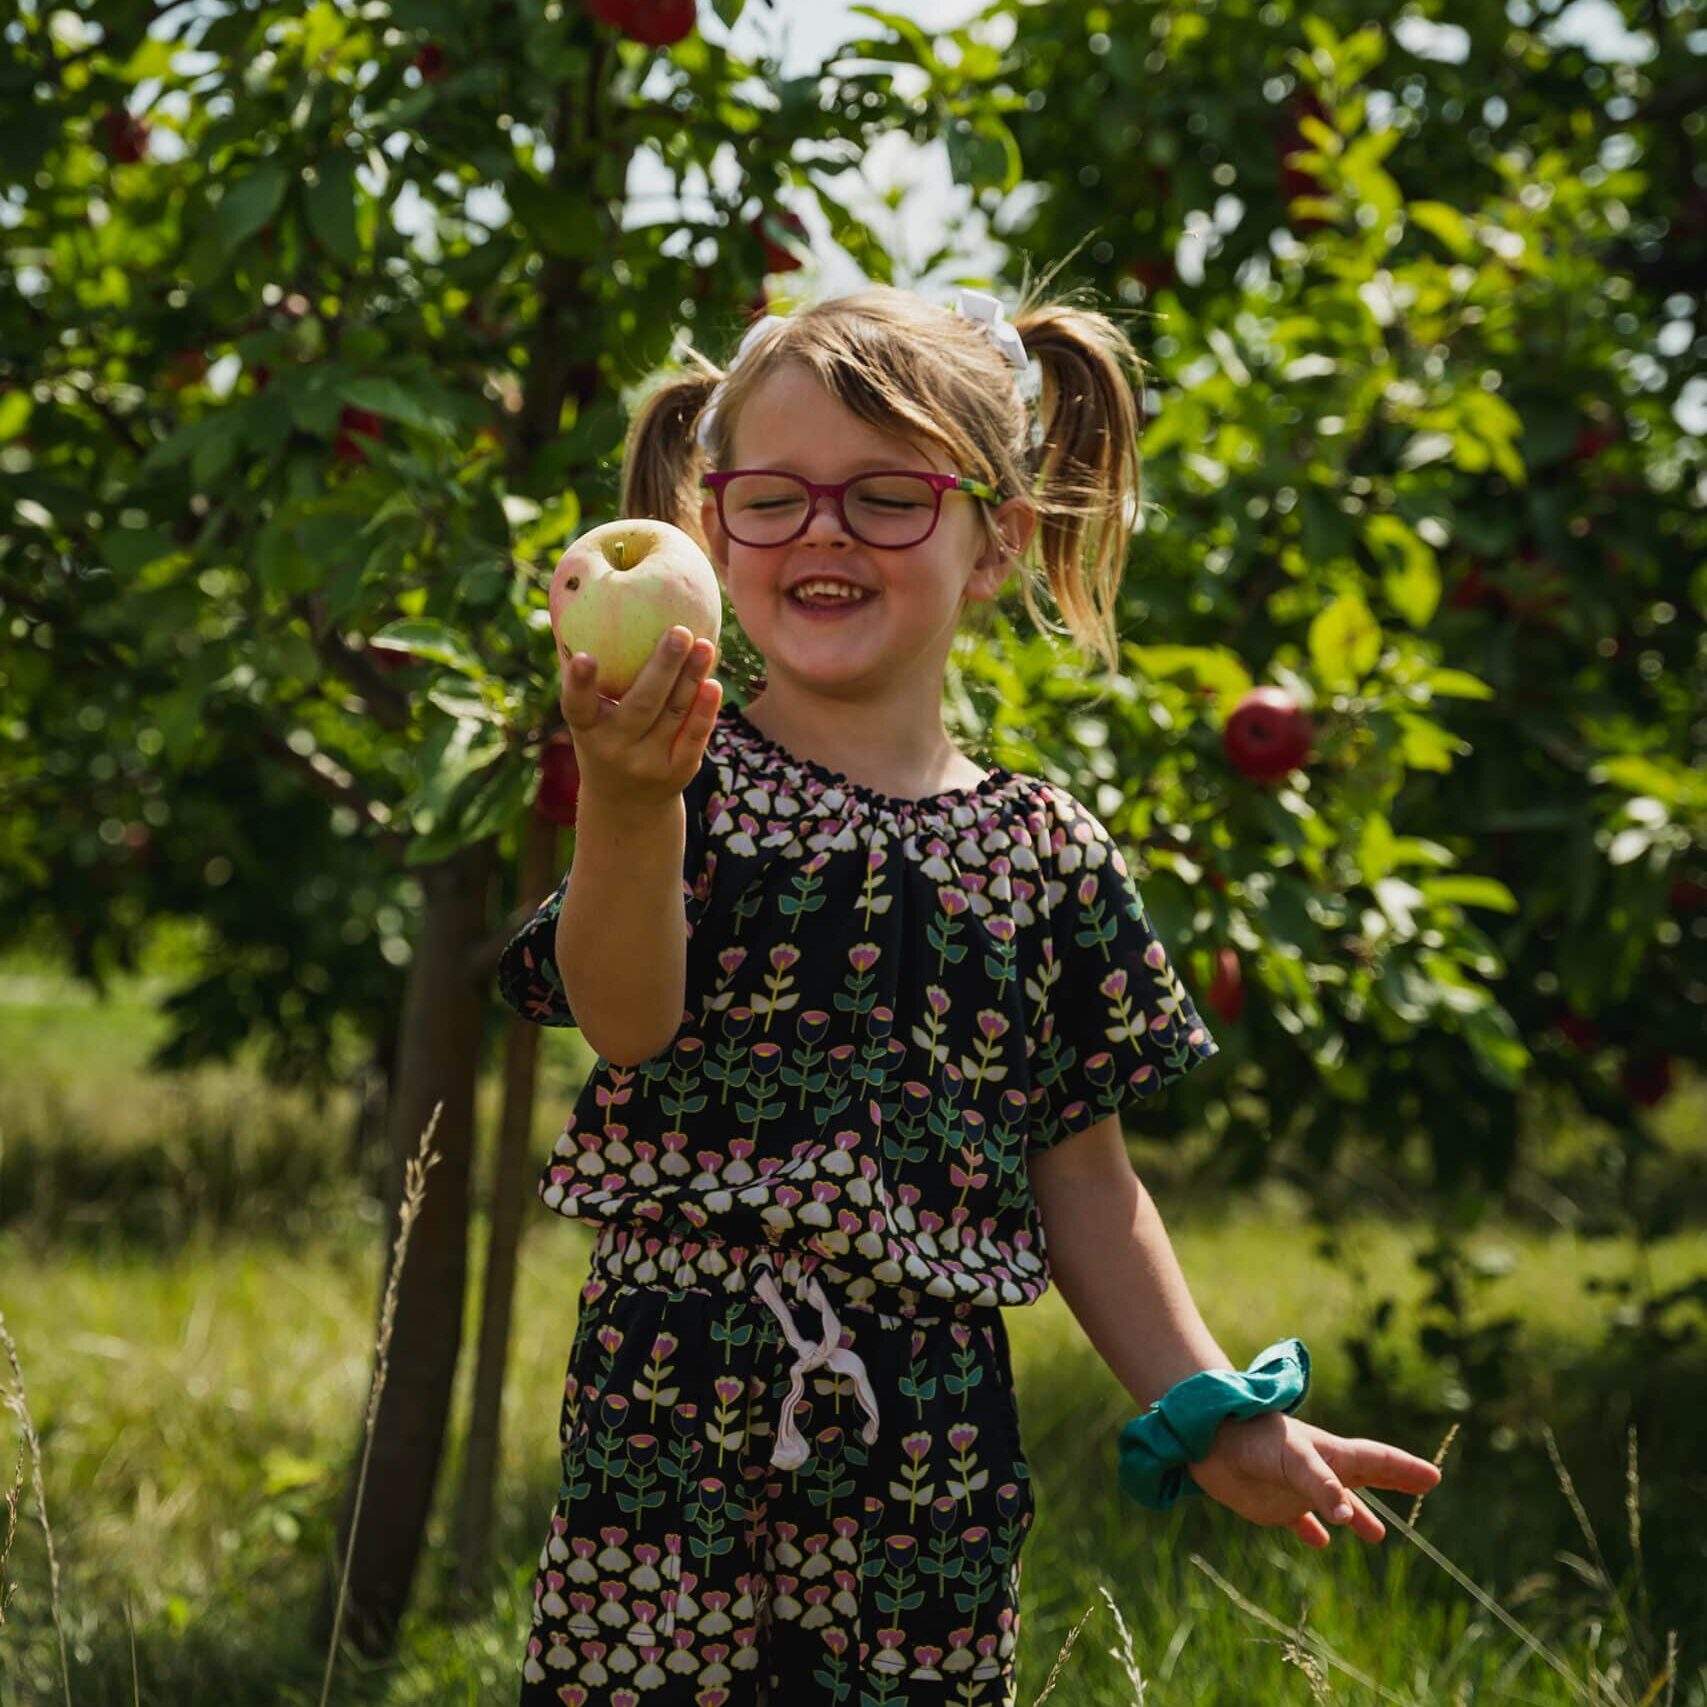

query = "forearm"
[1030,1117,1232,1409]
[555,785,688,1067]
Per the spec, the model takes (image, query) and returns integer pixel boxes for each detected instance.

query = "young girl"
[498,286,1441,1706]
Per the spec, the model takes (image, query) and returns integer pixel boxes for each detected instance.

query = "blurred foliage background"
[1,0,1702,1701]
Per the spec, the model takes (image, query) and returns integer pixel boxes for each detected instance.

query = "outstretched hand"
[1187,1412,1441,1548]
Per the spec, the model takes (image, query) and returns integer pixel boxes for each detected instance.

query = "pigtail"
[621,364,721,547]
[1010,303,1146,676]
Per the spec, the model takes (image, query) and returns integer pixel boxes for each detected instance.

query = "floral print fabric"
[518,1228,1033,1707]
[497,703,1219,1314]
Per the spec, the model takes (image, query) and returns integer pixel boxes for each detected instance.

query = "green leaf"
[1364,513,1440,629]
[339,376,460,438]
[372,618,488,677]
[1417,876,1520,914]
[1307,593,1381,690]
[0,387,33,442]
[1408,200,1474,260]
[1423,668,1495,701]
[712,0,746,23]
[215,161,289,255]
[305,151,361,266]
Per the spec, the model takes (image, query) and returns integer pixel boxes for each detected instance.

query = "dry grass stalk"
[1281,1640,1334,1702]
[1624,1426,1653,1658]
[1097,1584,1148,1703]
[0,1311,72,1706]
[1029,1595,1098,1707]
[1408,1422,1460,1528]
[1,1437,22,1627]
[1190,1553,1408,1705]
[317,1102,443,1707]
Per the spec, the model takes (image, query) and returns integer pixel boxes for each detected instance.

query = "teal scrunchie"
[1118,1339,1311,1511]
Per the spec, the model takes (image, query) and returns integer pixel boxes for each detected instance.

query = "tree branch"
[254,725,408,859]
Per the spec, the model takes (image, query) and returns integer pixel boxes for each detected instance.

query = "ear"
[964,496,1037,604]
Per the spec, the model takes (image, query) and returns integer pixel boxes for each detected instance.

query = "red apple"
[1571,420,1618,463]
[535,734,581,827]
[411,41,447,80]
[550,517,723,699]
[1668,877,1707,911]
[163,349,207,391]
[101,108,151,164]
[1206,947,1244,1023]
[1618,1052,1673,1109]
[585,0,697,47]
[1552,1010,1600,1054]
[1223,687,1314,783]
[1126,256,1175,292]
[334,405,386,465]
[368,638,416,673]
[1447,561,1496,611]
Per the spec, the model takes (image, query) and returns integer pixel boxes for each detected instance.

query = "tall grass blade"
[1190,1554,1409,1705]
[317,1103,442,1707]
[1543,1423,1642,1682]
[1361,1491,1597,1706]
[0,1311,72,1706]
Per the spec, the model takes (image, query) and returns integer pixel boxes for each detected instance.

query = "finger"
[1289,1512,1331,1549]
[1290,1442,1357,1529]
[655,636,716,725]
[613,626,696,725]
[670,677,723,766]
[1342,1492,1387,1545]
[1319,1436,1445,1496]
[561,652,601,728]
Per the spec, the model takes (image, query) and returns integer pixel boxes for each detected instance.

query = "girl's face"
[699,362,1033,709]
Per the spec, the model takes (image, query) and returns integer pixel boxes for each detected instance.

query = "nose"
[800,489,851,547]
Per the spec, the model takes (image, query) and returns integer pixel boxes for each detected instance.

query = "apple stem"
[613,540,626,570]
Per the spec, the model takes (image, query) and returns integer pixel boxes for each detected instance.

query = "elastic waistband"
[587,1225,988,1327]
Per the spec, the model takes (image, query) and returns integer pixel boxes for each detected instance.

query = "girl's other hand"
[560,628,722,817]
[1187,1413,1442,1547]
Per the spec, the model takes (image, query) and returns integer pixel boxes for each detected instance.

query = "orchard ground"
[1,938,1702,1706]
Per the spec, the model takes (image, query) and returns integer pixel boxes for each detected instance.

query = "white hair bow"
[695,312,788,451]
[953,287,1028,371]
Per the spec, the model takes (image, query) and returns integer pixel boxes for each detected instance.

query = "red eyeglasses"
[701,468,1000,550]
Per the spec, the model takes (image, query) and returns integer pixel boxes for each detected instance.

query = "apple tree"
[880,0,1703,1409]
[0,0,1031,1653]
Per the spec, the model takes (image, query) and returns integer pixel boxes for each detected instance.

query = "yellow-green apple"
[549,518,722,699]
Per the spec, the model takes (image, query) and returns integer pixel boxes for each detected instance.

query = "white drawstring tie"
[752,1271,881,1471]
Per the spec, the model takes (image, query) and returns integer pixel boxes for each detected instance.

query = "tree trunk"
[451,812,559,1598]
[317,836,494,1657]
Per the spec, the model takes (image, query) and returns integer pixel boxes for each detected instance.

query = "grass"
[1,957,1703,1705]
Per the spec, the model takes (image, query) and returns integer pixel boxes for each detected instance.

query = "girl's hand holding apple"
[550,517,726,818]
[559,628,722,819]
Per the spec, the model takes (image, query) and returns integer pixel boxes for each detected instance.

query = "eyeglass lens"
[719,473,942,548]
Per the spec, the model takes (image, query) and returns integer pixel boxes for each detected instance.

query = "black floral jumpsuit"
[498,702,1219,1706]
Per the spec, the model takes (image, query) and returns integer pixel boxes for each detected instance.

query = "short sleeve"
[496,871,576,1028]
[1027,790,1219,1152]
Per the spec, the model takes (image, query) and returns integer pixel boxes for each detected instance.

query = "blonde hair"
[622,283,1146,676]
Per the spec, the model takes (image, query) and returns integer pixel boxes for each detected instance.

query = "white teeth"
[792,581,870,601]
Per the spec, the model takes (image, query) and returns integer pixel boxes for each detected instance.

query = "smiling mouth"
[789,583,877,610]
